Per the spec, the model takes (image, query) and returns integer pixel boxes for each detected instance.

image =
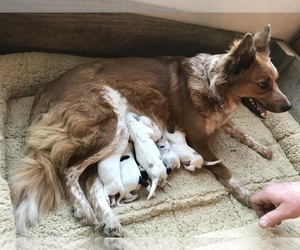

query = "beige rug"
[1,52,300,249]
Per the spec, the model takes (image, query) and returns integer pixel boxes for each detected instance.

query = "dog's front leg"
[221,120,272,159]
[209,161,251,207]
[192,143,251,207]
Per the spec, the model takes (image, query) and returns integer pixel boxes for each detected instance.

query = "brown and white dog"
[9,25,291,237]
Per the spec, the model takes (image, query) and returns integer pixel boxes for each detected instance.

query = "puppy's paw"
[123,192,139,203]
[183,164,195,171]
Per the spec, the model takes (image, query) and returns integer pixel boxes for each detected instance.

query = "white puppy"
[126,112,167,200]
[165,129,223,171]
[138,115,162,140]
[120,140,151,203]
[97,130,129,207]
[138,115,179,174]
[156,136,180,172]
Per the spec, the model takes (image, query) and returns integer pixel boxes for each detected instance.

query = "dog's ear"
[225,33,256,76]
[253,24,271,55]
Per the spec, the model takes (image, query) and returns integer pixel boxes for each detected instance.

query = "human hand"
[251,182,300,228]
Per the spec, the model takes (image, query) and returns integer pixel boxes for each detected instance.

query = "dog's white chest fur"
[205,112,227,134]
[205,103,238,134]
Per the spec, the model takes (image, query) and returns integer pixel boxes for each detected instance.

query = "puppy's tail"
[116,188,126,207]
[147,177,158,200]
[204,159,224,166]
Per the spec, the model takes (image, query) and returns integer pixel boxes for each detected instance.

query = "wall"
[146,13,300,43]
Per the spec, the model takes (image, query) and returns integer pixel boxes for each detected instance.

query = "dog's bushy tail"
[9,155,62,234]
[8,114,82,234]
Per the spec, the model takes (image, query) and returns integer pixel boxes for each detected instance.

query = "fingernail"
[259,219,268,228]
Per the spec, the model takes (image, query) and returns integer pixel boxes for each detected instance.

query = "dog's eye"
[258,82,268,89]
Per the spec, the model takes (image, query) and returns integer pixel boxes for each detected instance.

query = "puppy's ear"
[254,24,271,54]
[225,33,256,76]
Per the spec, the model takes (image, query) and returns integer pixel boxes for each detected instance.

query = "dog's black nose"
[281,103,292,112]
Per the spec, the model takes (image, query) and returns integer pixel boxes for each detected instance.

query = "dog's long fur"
[9,25,291,236]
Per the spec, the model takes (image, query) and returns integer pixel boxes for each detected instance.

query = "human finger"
[250,192,276,218]
[258,203,290,228]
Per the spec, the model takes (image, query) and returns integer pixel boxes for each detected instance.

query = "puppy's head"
[222,25,291,118]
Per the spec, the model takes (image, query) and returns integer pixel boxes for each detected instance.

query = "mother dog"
[9,25,291,236]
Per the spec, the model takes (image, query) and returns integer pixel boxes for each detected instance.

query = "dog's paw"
[258,147,273,159]
[71,205,98,225]
[228,177,251,207]
[72,206,99,226]
[231,188,251,208]
[102,238,127,250]
[265,149,273,159]
[236,187,251,208]
[102,217,126,237]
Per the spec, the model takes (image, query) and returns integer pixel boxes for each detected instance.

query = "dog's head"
[221,25,291,118]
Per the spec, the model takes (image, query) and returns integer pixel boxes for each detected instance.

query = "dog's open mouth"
[241,97,267,119]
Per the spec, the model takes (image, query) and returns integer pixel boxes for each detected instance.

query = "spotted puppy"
[165,129,223,171]
[138,115,180,173]
[120,140,151,203]
[126,112,167,200]
[156,136,180,172]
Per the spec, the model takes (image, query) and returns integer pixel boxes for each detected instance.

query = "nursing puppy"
[156,136,181,172]
[138,115,162,138]
[126,112,167,200]
[97,137,127,207]
[9,25,291,236]
[138,115,180,172]
[165,129,223,171]
[120,140,151,203]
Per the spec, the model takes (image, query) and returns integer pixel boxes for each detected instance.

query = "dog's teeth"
[249,98,256,107]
